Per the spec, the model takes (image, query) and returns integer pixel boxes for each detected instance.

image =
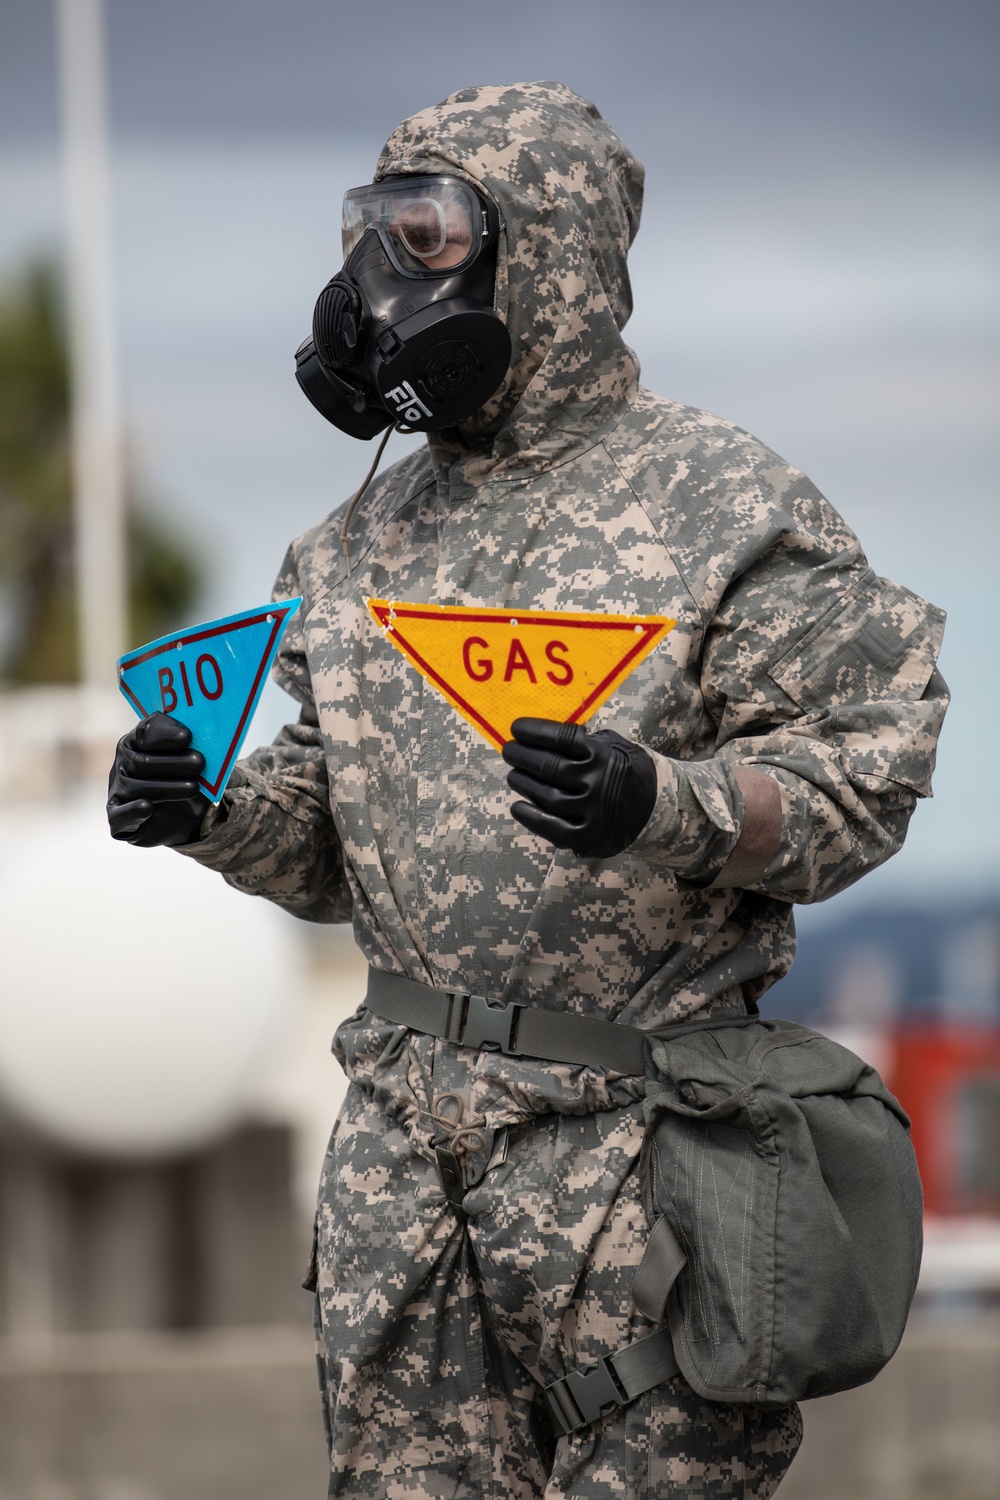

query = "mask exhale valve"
[295,175,511,438]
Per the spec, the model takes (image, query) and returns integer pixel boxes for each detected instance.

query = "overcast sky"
[1,0,998,904]
[4,0,997,154]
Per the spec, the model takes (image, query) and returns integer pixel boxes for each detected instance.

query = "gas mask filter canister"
[295,175,512,438]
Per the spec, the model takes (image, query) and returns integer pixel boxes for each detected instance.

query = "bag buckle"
[459,994,523,1054]
[543,1357,628,1435]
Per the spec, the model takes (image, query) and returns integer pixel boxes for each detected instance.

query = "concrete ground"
[782,1315,1000,1500]
[0,1315,998,1500]
[0,1324,326,1500]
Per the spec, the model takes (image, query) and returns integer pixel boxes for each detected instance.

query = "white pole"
[57,0,128,687]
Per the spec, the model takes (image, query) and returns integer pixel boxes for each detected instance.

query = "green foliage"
[0,259,202,683]
[128,511,202,658]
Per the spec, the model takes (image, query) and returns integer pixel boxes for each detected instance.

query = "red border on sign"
[118,608,290,796]
[370,605,668,751]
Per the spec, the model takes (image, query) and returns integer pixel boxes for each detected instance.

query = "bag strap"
[365,967,647,1075]
[542,1219,687,1435]
[542,1327,680,1435]
[631,1213,687,1323]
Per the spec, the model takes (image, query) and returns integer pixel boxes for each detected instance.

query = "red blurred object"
[887,1026,1000,1217]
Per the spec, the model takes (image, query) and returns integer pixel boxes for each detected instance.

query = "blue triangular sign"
[117,598,303,804]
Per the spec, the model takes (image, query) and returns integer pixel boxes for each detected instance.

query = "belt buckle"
[461,994,522,1053]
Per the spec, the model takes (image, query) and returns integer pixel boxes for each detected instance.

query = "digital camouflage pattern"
[308,1082,803,1498]
[178,82,947,1496]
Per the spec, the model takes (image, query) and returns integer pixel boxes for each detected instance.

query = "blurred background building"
[0,1,997,1496]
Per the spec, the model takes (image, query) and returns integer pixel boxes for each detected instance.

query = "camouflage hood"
[375,81,644,478]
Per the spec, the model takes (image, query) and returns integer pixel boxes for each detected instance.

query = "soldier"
[107,82,947,1498]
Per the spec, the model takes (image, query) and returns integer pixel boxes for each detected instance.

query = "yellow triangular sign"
[367,600,676,751]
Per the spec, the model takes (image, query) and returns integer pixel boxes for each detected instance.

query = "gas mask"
[295,175,512,438]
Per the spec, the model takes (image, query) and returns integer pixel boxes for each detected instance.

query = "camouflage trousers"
[311,1079,802,1499]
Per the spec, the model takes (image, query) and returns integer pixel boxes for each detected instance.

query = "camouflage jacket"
[180,83,947,1141]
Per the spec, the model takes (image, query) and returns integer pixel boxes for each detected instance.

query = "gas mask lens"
[342,177,482,275]
[395,199,447,262]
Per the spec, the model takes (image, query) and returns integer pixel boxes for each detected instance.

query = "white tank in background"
[0,785,300,1158]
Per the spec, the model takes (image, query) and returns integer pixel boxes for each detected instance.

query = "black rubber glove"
[502,717,657,859]
[107,712,210,848]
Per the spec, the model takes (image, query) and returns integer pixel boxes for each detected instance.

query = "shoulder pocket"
[767,570,945,711]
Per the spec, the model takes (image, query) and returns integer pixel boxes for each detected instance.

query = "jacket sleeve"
[632,498,949,904]
[175,548,353,924]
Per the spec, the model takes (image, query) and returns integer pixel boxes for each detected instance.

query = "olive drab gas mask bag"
[632,1017,923,1407]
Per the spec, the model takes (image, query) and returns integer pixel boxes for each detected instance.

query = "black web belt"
[365,967,648,1076]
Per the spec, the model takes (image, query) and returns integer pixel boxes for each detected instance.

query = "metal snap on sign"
[367,599,676,751]
[117,599,302,803]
